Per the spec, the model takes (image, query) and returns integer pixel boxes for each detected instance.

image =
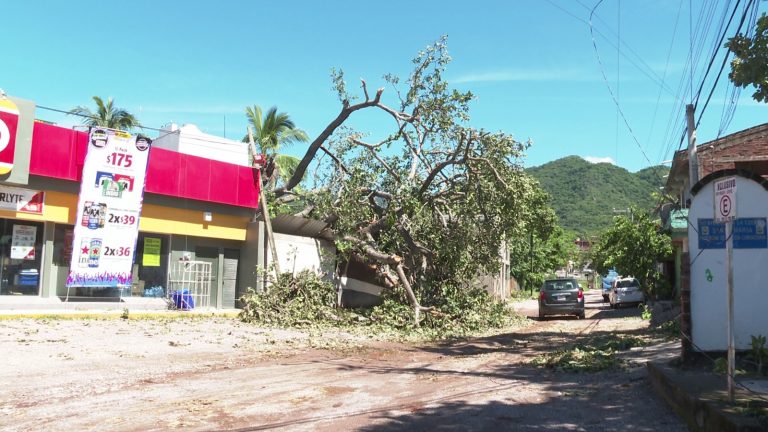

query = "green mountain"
[527,156,668,235]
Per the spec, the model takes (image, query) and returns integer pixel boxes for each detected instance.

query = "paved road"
[1,291,686,431]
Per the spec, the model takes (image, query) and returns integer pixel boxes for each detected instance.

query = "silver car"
[609,277,645,308]
[538,278,585,320]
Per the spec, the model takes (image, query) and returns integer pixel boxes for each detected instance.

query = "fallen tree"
[261,37,558,325]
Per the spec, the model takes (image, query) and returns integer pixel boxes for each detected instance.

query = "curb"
[647,361,766,431]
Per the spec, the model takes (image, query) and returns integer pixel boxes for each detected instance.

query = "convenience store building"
[0,95,261,309]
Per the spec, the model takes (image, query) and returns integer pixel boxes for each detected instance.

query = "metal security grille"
[168,261,212,309]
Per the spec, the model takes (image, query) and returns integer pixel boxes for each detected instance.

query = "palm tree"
[243,105,309,155]
[243,105,309,186]
[69,96,139,130]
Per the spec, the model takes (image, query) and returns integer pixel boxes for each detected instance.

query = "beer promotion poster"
[66,128,151,288]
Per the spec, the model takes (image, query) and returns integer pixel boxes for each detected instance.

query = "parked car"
[609,277,645,308]
[601,269,619,302]
[538,278,585,320]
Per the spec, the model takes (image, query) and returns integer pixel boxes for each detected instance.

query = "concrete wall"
[272,232,335,278]
[688,175,768,351]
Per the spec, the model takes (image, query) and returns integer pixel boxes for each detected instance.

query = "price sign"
[67,129,151,288]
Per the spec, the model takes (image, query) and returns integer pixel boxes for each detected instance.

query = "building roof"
[666,208,688,231]
[665,123,768,197]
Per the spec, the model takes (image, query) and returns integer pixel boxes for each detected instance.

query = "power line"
[545,0,679,98]
[37,104,169,134]
[589,0,664,176]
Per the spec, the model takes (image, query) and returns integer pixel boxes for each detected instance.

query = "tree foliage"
[726,13,768,102]
[266,36,558,324]
[243,105,309,155]
[244,105,309,188]
[69,96,139,130]
[590,208,672,297]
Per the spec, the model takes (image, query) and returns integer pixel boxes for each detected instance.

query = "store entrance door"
[195,246,219,307]
[0,218,44,296]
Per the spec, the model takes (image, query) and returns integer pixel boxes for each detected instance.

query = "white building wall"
[153,123,250,167]
[271,232,335,277]
[688,176,768,351]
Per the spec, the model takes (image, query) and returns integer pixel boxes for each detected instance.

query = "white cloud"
[452,68,596,84]
[583,156,616,165]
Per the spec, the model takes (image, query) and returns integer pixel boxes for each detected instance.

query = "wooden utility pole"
[686,104,699,195]
[248,127,281,280]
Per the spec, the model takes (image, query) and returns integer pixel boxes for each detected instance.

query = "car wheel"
[602,295,608,303]
[538,310,545,321]
[578,311,586,320]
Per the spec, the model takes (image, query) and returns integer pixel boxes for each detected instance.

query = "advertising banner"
[0,98,19,175]
[67,128,152,287]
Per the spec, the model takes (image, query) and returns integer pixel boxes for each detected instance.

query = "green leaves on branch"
[590,208,672,298]
[726,13,768,103]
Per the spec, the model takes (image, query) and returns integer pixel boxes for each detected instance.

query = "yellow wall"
[0,190,249,241]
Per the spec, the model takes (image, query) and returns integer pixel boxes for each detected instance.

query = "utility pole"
[529,231,534,294]
[248,127,281,282]
[686,104,699,199]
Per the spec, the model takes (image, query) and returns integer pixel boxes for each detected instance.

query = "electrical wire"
[38,104,186,142]
[647,0,685,153]
[545,0,679,98]
[589,0,666,182]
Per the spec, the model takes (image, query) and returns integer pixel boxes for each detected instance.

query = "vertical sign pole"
[715,176,737,403]
[726,219,735,403]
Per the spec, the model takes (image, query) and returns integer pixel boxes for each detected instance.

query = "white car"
[609,277,645,308]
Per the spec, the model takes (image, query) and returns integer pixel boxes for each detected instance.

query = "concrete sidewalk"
[0,296,240,317]
[648,360,768,431]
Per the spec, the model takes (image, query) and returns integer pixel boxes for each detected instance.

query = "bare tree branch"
[275,87,384,197]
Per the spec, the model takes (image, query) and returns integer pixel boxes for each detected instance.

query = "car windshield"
[617,279,639,288]
[545,280,576,291]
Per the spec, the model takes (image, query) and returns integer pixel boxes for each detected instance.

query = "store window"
[0,218,44,296]
[132,234,170,297]
[53,226,170,298]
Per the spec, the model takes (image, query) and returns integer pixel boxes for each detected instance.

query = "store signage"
[67,129,151,288]
[0,98,19,175]
[0,185,44,214]
[11,224,36,260]
[142,237,161,267]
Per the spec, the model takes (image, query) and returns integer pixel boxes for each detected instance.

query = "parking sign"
[714,177,736,223]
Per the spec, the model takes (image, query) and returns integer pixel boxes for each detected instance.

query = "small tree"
[590,208,672,298]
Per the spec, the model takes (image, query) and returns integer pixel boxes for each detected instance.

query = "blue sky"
[2,0,765,172]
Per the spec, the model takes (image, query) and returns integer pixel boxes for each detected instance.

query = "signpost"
[714,176,736,402]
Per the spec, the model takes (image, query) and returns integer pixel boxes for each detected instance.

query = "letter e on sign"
[0,98,19,175]
[714,177,737,223]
